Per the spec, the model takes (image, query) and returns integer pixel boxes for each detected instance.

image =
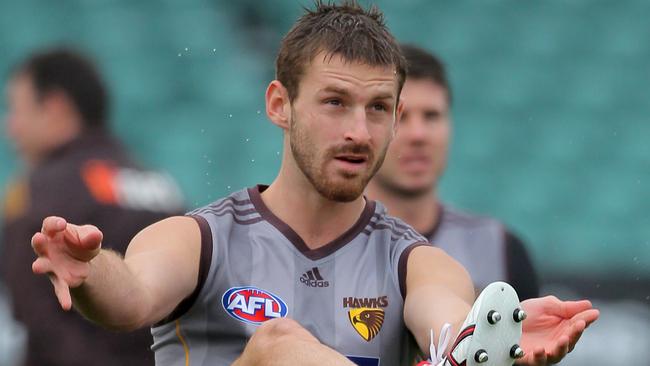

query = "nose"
[343,108,371,144]
[400,116,428,143]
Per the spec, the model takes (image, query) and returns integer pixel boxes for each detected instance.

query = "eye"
[325,99,342,107]
[371,103,388,112]
[424,111,441,122]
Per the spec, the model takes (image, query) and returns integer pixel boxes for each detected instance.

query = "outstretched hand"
[31,216,104,311]
[517,296,599,365]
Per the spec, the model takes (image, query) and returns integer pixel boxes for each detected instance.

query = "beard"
[289,114,389,202]
[372,169,434,199]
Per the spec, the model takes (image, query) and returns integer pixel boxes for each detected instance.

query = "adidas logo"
[300,267,330,288]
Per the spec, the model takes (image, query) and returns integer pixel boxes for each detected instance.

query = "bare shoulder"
[126,216,201,256]
[409,245,459,267]
[407,245,474,301]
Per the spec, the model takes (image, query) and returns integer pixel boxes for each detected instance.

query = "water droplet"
[227,185,231,189]
[251,159,255,163]
[205,172,210,176]
[201,129,205,133]
[229,114,233,118]
[207,160,212,164]
[185,47,189,51]
[178,53,182,57]
[256,110,261,114]
[276,151,280,155]
[213,48,216,52]
[245,138,250,142]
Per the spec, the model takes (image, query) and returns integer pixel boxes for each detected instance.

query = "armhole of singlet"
[154,214,213,326]
[398,241,430,299]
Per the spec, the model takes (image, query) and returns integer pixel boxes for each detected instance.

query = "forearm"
[233,318,355,366]
[403,246,475,356]
[404,283,472,355]
[234,338,355,366]
[71,249,153,331]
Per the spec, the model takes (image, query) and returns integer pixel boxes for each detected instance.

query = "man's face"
[288,54,400,202]
[372,78,450,197]
[4,74,51,163]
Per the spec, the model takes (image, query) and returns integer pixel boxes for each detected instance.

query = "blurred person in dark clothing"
[0,48,184,366]
[366,44,539,300]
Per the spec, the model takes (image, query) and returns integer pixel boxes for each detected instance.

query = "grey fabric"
[429,205,508,292]
[151,186,427,366]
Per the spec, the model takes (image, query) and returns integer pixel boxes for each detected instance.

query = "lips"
[332,154,370,175]
[334,154,368,164]
[398,154,431,172]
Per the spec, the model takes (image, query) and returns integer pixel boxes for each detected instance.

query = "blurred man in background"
[0,48,184,366]
[367,44,539,300]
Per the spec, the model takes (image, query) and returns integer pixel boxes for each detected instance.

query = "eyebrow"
[319,86,395,101]
[320,86,351,97]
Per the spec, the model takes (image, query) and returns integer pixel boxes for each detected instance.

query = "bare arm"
[32,216,201,331]
[403,246,475,355]
[403,246,600,365]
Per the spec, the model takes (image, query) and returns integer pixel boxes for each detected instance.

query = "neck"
[261,154,367,250]
[25,127,81,168]
[365,181,439,236]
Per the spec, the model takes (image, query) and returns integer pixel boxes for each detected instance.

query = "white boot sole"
[446,281,523,366]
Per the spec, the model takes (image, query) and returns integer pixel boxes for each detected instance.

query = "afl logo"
[222,286,288,325]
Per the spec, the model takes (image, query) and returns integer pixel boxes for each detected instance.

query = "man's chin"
[376,177,433,198]
[315,179,367,203]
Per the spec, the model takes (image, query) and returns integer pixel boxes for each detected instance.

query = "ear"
[41,90,82,133]
[42,90,73,120]
[266,80,291,130]
[393,99,404,136]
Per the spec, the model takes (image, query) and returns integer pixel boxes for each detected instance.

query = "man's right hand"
[31,216,104,311]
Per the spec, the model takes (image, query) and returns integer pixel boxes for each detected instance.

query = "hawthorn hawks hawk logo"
[348,308,385,342]
[343,296,388,342]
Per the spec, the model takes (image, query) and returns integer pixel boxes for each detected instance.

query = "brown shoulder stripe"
[202,205,258,217]
[154,214,213,326]
[398,241,430,299]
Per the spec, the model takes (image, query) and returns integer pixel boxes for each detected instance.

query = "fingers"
[532,347,546,365]
[31,232,48,255]
[574,308,600,327]
[32,257,53,275]
[41,216,67,236]
[52,276,73,311]
[518,346,546,366]
[76,225,103,251]
[34,260,73,311]
[560,299,593,318]
[547,334,570,363]
[567,319,586,352]
[64,224,102,261]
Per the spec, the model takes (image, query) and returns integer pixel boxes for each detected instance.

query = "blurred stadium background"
[1,0,648,364]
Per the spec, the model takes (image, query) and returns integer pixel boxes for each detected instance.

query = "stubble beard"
[289,115,389,203]
[373,170,434,199]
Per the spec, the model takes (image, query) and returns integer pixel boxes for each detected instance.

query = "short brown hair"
[14,48,108,128]
[276,0,406,102]
[400,44,452,105]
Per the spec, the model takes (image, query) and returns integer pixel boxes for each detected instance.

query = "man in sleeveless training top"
[366,45,539,300]
[29,2,598,365]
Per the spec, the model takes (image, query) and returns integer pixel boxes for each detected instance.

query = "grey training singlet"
[151,186,427,366]
[427,204,507,292]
